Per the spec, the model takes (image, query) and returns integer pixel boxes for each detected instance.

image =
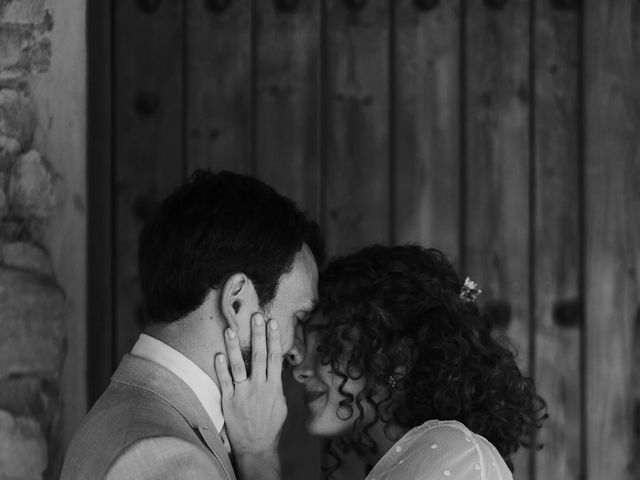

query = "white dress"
[365,420,513,480]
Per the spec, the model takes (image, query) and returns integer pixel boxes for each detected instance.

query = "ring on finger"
[233,377,248,384]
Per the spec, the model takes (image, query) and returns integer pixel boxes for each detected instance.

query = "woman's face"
[292,314,372,437]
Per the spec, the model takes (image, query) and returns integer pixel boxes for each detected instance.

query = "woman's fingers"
[215,314,288,457]
[218,313,280,390]
[224,328,247,383]
[214,354,233,399]
[266,319,283,384]
[251,313,267,383]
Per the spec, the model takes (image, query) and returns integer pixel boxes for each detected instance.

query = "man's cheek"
[281,332,293,353]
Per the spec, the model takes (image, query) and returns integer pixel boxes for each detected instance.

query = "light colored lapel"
[194,425,236,478]
[113,355,236,480]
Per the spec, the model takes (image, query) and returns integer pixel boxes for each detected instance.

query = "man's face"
[242,243,318,365]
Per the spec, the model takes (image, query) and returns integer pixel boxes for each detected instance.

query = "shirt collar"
[131,333,225,434]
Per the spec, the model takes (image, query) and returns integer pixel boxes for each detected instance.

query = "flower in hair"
[460,277,482,303]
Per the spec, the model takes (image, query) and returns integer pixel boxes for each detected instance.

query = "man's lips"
[304,390,326,404]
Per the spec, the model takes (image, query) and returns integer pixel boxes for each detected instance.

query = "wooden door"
[89,1,640,479]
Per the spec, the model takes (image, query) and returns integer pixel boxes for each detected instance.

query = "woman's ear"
[220,273,259,332]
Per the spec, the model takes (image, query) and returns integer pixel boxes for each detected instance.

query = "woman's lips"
[304,390,326,405]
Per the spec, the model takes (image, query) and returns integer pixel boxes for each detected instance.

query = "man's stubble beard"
[240,346,252,377]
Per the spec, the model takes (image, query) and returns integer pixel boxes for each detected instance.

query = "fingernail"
[254,314,264,326]
[269,320,278,330]
[217,354,226,364]
[226,328,237,340]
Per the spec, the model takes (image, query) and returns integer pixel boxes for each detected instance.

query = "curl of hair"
[315,245,547,477]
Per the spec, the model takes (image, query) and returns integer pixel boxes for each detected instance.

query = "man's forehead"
[280,246,318,304]
[285,268,317,305]
[299,243,319,276]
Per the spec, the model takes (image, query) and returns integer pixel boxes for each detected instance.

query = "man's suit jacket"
[61,354,236,480]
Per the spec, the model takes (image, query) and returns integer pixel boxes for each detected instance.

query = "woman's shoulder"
[409,418,475,437]
[366,420,513,480]
[403,420,492,456]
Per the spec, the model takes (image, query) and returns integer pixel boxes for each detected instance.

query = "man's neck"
[144,307,227,390]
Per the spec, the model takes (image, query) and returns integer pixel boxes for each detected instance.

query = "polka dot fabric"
[365,420,512,480]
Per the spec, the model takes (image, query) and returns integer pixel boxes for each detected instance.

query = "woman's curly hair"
[313,244,547,477]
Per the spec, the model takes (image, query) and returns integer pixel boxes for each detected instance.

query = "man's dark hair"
[138,170,325,325]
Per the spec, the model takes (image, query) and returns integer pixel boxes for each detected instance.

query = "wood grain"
[114,0,185,360]
[253,1,323,479]
[99,3,640,478]
[464,0,531,476]
[254,0,321,219]
[186,0,252,174]
[323,0,391,256]
[584,1,640,479]
[393,0,461,260]
[323,1,391,476]
[532,2,582,479]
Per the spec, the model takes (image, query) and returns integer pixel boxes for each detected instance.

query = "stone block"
[23,37,51,73]
[0,25,31,79]
[0,0,49,25]
[0,409,47,480]
[9,149,58,218]
[2,241,52,275]
[0,25,51,79]
[0,88,34,145]
[0,134,21,170]
[0,267,65,380]
[0,377,56,420]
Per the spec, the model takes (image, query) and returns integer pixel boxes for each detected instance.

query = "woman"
[217,245,547,480]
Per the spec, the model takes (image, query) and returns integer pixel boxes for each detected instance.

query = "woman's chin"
[305,416,350,438]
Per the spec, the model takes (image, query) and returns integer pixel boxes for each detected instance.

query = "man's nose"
[286,332,306,366]
[292,358,312,384]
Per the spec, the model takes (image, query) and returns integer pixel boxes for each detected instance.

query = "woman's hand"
[214,313,286,479]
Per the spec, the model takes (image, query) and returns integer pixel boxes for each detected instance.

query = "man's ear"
[220,273,259,331]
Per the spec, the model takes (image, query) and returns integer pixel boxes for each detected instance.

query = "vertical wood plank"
[254,0,321,219]
[87,0,113,404]
[186,0,252,174]
[324,1,390,477]
[464,0,531,476]
[584,1,640,479]
[114,0,185,360]
[324,0,391,256]
[394,0,461,260]
[253,2,323,479]
[532,1,582,479]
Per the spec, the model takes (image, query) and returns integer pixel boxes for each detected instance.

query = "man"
[61,171,324,480]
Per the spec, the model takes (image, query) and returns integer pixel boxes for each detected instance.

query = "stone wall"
[0,1,82,478]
